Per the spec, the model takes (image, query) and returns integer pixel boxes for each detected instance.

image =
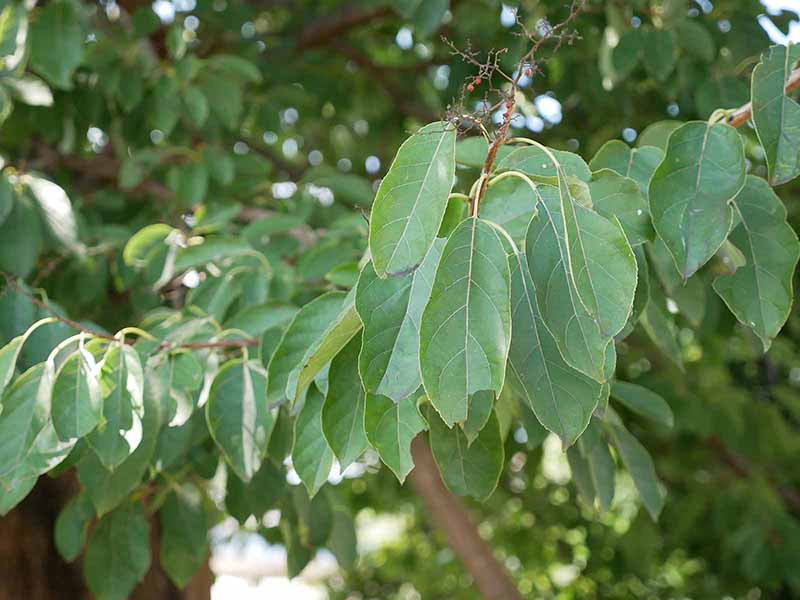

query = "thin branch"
[727,67,800,128]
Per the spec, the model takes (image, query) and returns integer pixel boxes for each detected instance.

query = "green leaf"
[78,362,162,516]
[712,176,800,351]
[87,344,145,471]
[647,237,706,327]
[495,145,592,182]
[608,412,664,520]
[629,244,650,328]
[480,176,538,243]
[611,381,674,427]
[751,44,800,185]
[588,169,653,245]
[52,347,102,440]
[55,491,94,562]
[29,0,84,89]
[0,191,43,278]
[290,289,361,404]
[411,0,448,37]
[642,28,677,81]
[206,54,262,83]
[292,485,333,546]
[577,423,615,512]
[292,386,333,497]
[368,121,456,277]
[0,171,13,226]
[266,292,346,407]
[364,391,427,483]
[182,85,209,127]
[525,187,611,381]
[461,389,493,444]
[123,223,174,267]
[0,317,52,404]
[640,281,684,370]
[589,141,664,202]
[329,506,358,570]
[454,136,513,168]
[637,120,682,151]
[356,239,443,401]
[507,252,601,446]
[676,19,715,63]
[84,504,151,600]
[223,303,299,337]
[419,217,511,426]
[160,485,209,589]
[206,358,276,482]
[24,174,84,255]
[555,167,638,338]
[612,29,642,76]
[322,334,368,470]
[225,460,286,524]
[0,364,74,515]
[427,407,503,501]
[649,121,746,279]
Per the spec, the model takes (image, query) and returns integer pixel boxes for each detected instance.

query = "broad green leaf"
[29,0,84,89]
[225,460,286,524]
[676,18,715,63]
[629,245,650,328]
[364,392,427,483]
[480,176,538,243]
[52,347,102,440]
[24,174,84,255]
[495,144,592,182]
[0,1,27,70]
[419,217,511,426]
[291,485,333,547]
[290,289,361,403]
[0,317,53,404]
[454,136,513,168]
[0,172,12,225]
[461,389,494,444]
[292,386,333,497]
[206,54,262,83]
[555,166,638,338]
[694,76,749,119]
[122,223,174,267]
[647,237,706,327]
[611,381,674,427]
[84,504,151,600]
[589,141,663,202]
[640,282,684,370]
[507,252,601,446]
[427,407,503,501]
[751,44,800,185]
[78,365,162,516]
[612,28,642,76]
[525,188,611,381]
[329,507,358,570]
[0,363,74,515]
[642,28,676,81]
[577,423,615,512]
[356,239,443,401]
[223,303,299,337]
[322,334,368,470]
[266,292,346,407]
[713,176,800,350]
[587,169,652,245]
[567,446,596,506]
[206,358,276,482]
[162,350,203,427]
[87,344,145,471]
[160,485,209,589]
[55,491,94,562]
[369,121,456,277]
[637,120,682,151]
[608,412,664,520]
[173,236,252,271]
[0,191,43,278]
[649,121,746,279]
[411,0,448,37]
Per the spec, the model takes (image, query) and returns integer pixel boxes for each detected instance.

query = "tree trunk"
[0,474,213,600]
[409,436,523,600]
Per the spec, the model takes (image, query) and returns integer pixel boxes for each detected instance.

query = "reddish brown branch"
[728,67,800,128]
[409,436,523,600]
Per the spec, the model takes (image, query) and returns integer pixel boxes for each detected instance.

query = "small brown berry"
[474,77,482,85]
[467,84,475,92]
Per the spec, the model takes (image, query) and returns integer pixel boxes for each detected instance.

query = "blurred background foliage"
[1,0,800,598]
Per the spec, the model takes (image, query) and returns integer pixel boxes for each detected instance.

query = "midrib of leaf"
[682,123,713,279]
[241,362,256,477]
[74,354,83,434]
[509,255,568,438]
[463,217,477,408]
[384,131,449,272]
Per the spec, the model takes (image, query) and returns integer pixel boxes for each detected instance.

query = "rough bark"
[409,436,523,600]
[0,475,213,600]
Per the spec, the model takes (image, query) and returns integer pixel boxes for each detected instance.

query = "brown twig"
[727,67,800,128]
